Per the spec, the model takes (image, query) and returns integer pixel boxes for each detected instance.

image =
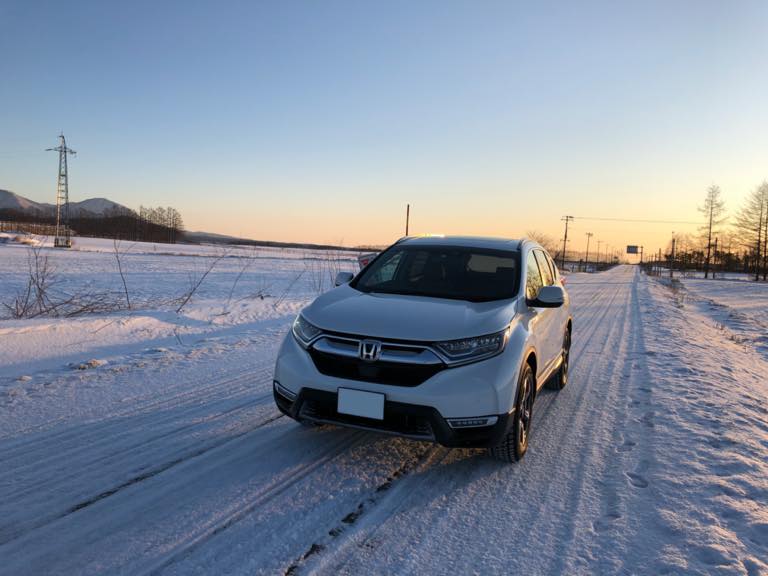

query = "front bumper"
[275,330,523,419]
[274,383,513,448]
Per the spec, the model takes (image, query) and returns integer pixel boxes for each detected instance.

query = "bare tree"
[526,230,561,261]
[734,182,768,281]
[698,185,727,279]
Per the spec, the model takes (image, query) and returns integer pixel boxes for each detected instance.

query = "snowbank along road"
[1,264,766,575]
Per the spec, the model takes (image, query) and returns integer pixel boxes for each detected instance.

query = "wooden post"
[405,204,410,236]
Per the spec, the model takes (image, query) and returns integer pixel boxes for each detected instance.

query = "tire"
[547,327,571,391]
[489,362,535,463]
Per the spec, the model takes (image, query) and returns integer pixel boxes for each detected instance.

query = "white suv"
[273,236,572,462]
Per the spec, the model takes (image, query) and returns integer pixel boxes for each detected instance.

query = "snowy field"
[1,241,767,575]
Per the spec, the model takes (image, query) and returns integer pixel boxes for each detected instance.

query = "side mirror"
[334,271,354,286]
[528,285,564,308]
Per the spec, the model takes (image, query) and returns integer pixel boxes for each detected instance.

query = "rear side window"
[534,250,554,286]
[545,252,559,282]
[526,253,543,300]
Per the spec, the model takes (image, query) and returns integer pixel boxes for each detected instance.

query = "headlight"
[434,328,510,365]
[292,314,323,347]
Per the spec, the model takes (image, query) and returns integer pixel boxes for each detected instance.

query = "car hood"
[302,285,518,342]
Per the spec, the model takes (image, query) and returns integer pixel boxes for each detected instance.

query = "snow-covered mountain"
[0,189,50,213]
[0,189,130,217]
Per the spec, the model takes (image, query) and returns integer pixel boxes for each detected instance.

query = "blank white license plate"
[337,388,385,420]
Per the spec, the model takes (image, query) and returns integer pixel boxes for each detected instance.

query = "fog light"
[447,416,498,429]
[274,381,297,401]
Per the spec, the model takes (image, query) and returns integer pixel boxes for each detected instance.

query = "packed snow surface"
[1,241,766,575]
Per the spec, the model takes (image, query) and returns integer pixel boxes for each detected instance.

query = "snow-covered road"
[1,266,766,575]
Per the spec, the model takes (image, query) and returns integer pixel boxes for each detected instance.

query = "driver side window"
[367,251,403,285]
[526,253,543,300]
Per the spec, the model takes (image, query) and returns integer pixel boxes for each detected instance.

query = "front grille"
[308,349,444,386]
[307,334,446,387]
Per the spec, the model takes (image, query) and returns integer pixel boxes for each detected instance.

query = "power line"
[573,216,703,225]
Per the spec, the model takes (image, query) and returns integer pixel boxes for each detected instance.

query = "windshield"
[351,245,520,302]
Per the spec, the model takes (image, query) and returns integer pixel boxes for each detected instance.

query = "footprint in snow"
[695,544,733,567]
[593,512,622,532]
[639,411,655,428]
[618,439,636,452]
[625,472,649,488]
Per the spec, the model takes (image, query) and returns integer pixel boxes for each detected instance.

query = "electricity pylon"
[46,133,76,248]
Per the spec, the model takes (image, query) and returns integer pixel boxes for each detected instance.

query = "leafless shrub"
[215,248,275,316]
[305,254,327,295]
[234,272,274,305]
[304,250,355,296]
[273,269,306,310]
[323,250,347,288]
[4,245,55,318]
[113,238,132,310]
[3,245,123,319]
[176,249,228,314]
[225,246,260,306]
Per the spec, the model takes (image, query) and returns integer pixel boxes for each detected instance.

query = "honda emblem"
[359,339,382,362]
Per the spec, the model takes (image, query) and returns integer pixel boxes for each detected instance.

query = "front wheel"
[489,362,535,463]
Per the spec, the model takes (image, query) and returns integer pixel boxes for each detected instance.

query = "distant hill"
[182,230,369,252]
[0,189,130,217]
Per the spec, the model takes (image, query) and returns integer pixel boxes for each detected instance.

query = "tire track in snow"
[1,410,286,545]
[540,267,647,574]
[0,401,282,544]
[0,367,271,476]
[282,444,445,576]
[0,361,272,463]
[0,422,369,576]
[0,365,278,544]
[139,429,369,576]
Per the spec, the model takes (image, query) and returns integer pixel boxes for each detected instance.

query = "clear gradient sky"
[2,0,767,255]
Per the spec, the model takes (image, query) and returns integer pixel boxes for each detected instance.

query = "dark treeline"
[0,205,184,244]
[642,242,760,278]
[640,182,768,281]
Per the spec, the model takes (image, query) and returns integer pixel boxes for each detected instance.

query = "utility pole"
[670,234,676,279]
[596,240,602,266]
[405,204,410,236]
[46,133,76,248]
[561,215,574,270]
[658,248,662,276]
[584,232,593,272]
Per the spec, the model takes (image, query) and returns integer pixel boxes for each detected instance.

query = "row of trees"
[685,182,767,280]
[0,205,184,244]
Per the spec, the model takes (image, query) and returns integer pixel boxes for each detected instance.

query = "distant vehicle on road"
[273,236,572,462]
